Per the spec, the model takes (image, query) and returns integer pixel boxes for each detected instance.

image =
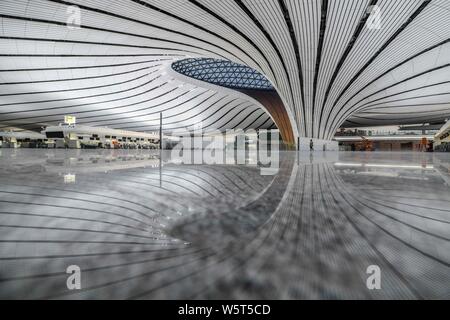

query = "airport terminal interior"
[0,0,449,299]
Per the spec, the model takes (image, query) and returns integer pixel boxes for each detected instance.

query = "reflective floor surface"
[0,149,449,299]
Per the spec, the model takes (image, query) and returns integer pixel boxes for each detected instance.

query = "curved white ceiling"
[1,0,450,139]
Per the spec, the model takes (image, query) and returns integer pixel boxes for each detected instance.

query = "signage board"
[64,115,76,125]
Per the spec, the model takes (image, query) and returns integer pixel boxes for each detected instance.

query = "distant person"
[309,139,314,151]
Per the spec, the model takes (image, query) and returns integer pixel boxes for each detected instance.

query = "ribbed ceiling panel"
[1,0,449,139]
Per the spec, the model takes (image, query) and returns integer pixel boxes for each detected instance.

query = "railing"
[335,130,438,137]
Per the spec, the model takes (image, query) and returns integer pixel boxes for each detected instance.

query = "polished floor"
[0,149,449,299]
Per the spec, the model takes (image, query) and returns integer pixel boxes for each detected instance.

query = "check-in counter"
[42,124,160,150]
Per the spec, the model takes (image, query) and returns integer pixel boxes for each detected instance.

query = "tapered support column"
[239,89,295,146]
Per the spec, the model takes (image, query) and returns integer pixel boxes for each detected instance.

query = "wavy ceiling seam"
[38,1,245,61]
[116,95,253,126]
[314,0,365,126]
[214,2,287,81]
[0,71,156,99]
[3,42,182,56]
[357,91,450,118]
[366,81,450,106]
[0,56,160,83]
[342,29,448,120]
[0,55,168,69]
[363,102,450,116]
[344,44,450,112]
[162,101,255,128]
[152,0,270,74]
[362,106,450,115]
[29,86,199,118]
[1,80,172,116]
[363,103,450,116]
[214,0,295,110]
[3,0,450,135]
[197,2,296,133]
[317,0,367,138]
[352,109,450,121]
[332,0,414,86]
[336,45,450,128]
[0,89,251,126]
[290,0,320,129]
[0,20,225,57]
[98,103,265,132]
[81,95,244,128]
[218,107,262,129]
[0,62,156,89]
[229,109,267,131]
[359,105,450,120]
[179,105,252,132]
[0,74,163,104]
[366,91,450,107]
[0,77,165,113]
[330,7,432,120]
[335,4,449,113]
[173,100,257,126]
[250,114,273,130]
[0,88,191,126]
[361,108,450,118]
[77,0,245,51]
[245,0,303,120]
[0,86,159,114]
[0,57,162,77]
[1,72,159,98]
[351,64,450,115]
[0,71,156,101]
[193,0,277,83]
[279,1,307,105]
[321,1,413,120]
[324,1,430,133]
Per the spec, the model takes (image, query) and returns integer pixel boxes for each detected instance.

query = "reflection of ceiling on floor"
[1,1,450,138]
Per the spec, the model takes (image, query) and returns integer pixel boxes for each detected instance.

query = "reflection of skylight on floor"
[172,58,274,91]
